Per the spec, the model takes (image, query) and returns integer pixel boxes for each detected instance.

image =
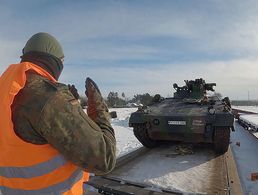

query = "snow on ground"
[110,146,227,194]
[231,122,258,194]
[109,108,142,157]
[232,106,258,113]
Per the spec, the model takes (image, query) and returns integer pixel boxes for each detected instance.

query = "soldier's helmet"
[23,32,64,60]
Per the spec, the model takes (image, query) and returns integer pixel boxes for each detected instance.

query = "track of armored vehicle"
[129,78,234,154]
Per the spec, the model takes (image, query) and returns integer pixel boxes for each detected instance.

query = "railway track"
[85,144,242,195]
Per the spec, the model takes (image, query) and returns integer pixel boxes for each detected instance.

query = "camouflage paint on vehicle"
[129,78,234,154]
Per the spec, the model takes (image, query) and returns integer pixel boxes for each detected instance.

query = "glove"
[85,77,110,125]
[68,84,80,100]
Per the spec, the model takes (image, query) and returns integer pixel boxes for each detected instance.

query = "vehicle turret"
[173,78,216,100]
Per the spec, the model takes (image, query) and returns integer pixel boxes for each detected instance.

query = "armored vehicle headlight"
[208,107,215,114]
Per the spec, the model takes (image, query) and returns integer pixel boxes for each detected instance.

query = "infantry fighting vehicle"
[129,78,234,154]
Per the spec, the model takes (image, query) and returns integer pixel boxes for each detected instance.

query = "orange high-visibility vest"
[0,62,89,195]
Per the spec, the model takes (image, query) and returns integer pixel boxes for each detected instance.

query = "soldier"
[0,32,116,194]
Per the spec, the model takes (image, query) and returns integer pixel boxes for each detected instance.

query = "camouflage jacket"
[11,72,116,175]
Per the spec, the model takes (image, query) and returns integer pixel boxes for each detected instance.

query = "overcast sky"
[1,0,258,100]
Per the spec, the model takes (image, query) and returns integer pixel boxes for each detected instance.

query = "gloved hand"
[85,77,111,128]
[68,84,80,100]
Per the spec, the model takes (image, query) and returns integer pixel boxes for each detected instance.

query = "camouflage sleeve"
[37,87,116,175]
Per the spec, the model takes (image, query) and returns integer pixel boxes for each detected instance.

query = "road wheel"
[214,126,230,154]
[133,124,158,148]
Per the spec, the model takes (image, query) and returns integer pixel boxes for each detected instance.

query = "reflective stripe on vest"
[0,155,67,178]
[0,62,89,194]
[0,169,82,195]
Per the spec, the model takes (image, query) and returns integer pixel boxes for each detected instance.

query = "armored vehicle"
[129,78,234,154]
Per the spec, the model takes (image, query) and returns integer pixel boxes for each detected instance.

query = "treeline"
[231,100,258,106]
[80,92,155,108]
[106,92,154,107]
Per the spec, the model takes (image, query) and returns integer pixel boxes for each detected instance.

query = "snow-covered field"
[109,108,142,157]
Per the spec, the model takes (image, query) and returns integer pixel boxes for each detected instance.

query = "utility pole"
[248,91,250,106]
